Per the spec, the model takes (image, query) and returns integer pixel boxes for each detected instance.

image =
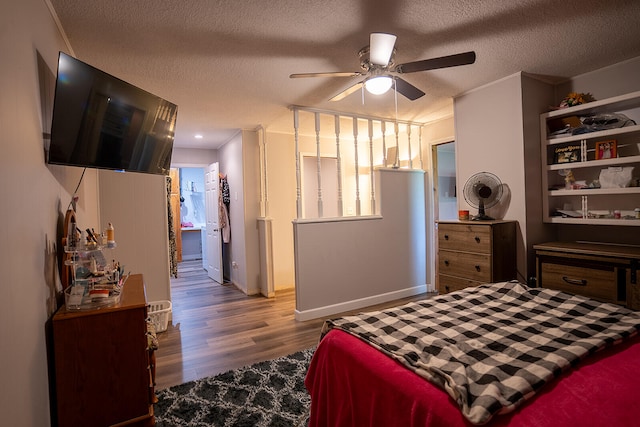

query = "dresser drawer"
[540,262,617,302]
[438,274,483,294]
[439,250,491,282]
[438,224,491,253]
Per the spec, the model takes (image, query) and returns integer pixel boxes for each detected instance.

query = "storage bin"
[148,300,172,332]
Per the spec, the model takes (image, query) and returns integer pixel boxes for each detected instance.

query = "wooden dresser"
[437,220,517,294]
[52,274,155,426]
[534,241,640,310]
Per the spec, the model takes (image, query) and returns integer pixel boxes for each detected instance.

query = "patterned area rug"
[155,348,314,427]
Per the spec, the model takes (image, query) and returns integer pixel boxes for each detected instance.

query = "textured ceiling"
[48,0,640,149]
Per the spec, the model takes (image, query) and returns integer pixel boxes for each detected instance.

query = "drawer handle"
[475,236,480,243]
[444,260,450,266]
[445,286,450,293]
[475,265,481,272]
[444,234,449,240]
[562,276,587,286]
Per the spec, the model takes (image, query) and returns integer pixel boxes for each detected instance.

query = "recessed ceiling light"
[195,134,203,139]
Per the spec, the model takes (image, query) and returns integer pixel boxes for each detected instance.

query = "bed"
[305,281,640,426]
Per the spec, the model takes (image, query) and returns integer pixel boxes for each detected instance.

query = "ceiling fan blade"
[369,33,397,66]
[290,71,361,78]
[392,77,425,101]
[394,51,476,74]
[329,81,364,101]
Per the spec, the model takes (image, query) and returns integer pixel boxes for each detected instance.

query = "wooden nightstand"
[534,241,640,309]
[437,220,517,294]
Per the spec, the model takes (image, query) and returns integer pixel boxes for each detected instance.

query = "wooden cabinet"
[540,90,640,226]
[437,220,516,294]
[52,274,155,427]
[534,241,640,310]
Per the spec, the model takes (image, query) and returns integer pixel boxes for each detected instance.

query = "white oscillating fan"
[463,172,503,220]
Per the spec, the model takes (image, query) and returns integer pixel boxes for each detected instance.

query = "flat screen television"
[48,52,178,175]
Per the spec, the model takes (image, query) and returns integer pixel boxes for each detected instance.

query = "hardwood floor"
[154,260,431,390]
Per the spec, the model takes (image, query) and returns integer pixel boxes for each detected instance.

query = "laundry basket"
[148,300,172,333]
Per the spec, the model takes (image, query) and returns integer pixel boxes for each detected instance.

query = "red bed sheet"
[306,329,640,427]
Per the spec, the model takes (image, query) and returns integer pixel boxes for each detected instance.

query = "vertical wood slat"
[418,126,424,170]
[315,112,323,218]
[294,109,302,219]
[258,127,266,217]
[335,115,343,217]
[394,122,400,168]
[381,121,387,167]
[368,119,375,215]
[263,129,270,217]
[353,117,361,216]
[407,124,413,169]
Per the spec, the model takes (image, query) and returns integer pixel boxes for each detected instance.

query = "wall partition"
[285,106,431,320]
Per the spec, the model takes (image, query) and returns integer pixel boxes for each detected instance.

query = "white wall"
[294,169,427,320]
[264,131,297,289]
[216,130,262,294]
[454,72,553,282]
[241,130,262,294]
[555,56,640,105]
[98,170,171,302]
[171,146,218,166]
[0,1,100,426]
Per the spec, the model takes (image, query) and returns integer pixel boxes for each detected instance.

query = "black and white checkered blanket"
[322,281,640,425]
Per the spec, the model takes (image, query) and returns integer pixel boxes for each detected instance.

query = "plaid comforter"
[322,281,640,425]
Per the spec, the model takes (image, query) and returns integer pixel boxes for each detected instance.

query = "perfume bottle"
[106,222,115,244]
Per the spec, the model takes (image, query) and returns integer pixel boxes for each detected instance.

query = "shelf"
[542,90,640,120]
[545,124,640,145]
[65,242,117,253]
[549,187,640,196]
[547,155,640,170]
[547,217,640,226]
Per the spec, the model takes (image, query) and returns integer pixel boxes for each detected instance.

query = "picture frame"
[595,140,617,160]
[554,144,580,164]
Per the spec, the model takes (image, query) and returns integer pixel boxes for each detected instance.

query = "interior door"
[432,142,457,221]
[205,162,223,283]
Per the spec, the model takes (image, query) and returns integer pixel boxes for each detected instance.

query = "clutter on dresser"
[62,209,128,310]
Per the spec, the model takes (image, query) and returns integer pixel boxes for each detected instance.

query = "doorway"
[169,164,224,285]
[168,167,207,265]
[432,142,457,221]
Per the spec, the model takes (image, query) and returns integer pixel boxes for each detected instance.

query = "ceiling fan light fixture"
[364,76,393,95]
[370,33,397,65]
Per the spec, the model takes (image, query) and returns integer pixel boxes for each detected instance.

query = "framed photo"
[596,140,617,160]
[554,144,580,164]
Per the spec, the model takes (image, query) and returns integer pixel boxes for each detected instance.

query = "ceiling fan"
[290,33,476,102]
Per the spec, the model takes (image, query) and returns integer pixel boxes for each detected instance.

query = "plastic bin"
[148,300,172,333]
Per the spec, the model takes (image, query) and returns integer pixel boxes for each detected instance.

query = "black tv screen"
[48,52,178,175]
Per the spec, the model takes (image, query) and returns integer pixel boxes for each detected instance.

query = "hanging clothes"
[221,175,230,205]
[219,176,231,243]
[166,175,178,278]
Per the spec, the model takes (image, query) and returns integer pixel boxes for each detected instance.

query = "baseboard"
[294,285,428,321]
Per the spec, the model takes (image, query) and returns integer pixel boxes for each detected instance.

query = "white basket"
[148,300,172,333]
